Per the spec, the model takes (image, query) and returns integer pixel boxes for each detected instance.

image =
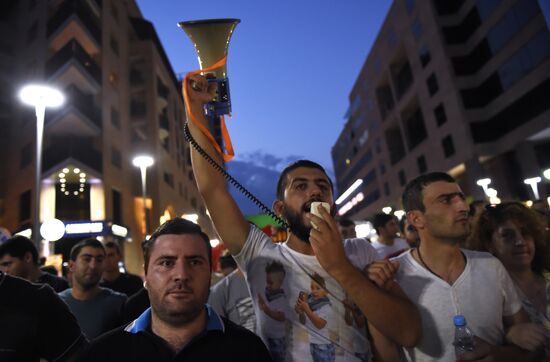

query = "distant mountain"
[226,160,279,216]
[225,151,335,216]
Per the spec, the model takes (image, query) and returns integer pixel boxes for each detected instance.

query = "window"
[385,127,406,165]
[427,73,439,96]
[398,170,407,186]
[111,107,120,129]
[111,147,121,168]
[110,35,119,56]
[20,142,32,168]
[442,135,455,158]
[112,189,122,224]
[19,190,31,222]
[403,108,427,150]
[434,103,447,126]
[164,172,174,188]
[419,46,431,68]
[441,7,481,44]
[417,155,428,173]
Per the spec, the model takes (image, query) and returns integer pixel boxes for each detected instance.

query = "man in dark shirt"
[0,271,86,361]
[86,218,272,361]
[59,238,126,339]
[101,240,143,297]
[0,235,69,292]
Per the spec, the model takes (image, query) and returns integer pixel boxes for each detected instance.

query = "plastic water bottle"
[453,315,476,357]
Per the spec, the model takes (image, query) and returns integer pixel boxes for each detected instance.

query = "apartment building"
[332,0,550,220]
[0,0,215,273]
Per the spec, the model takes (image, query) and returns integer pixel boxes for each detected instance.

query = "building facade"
[332,0,550,220]
[0,0,215,274]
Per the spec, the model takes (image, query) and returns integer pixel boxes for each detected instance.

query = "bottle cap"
[453,315,466,326]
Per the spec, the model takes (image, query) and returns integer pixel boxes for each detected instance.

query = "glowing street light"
[133,155,154,236]
[476,178,491,198]
[544,168,550,181]
[524,177,542,200]
[19,84,64,246]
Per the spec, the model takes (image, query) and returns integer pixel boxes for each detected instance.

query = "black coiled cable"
[183,122,290,230]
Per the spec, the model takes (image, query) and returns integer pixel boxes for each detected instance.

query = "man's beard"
[282,204,311,243]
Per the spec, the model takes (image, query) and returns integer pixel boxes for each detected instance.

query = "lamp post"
[132,155,154,236]
[19,85,64,248]
[476,178,492,199]
[524,177,542,200]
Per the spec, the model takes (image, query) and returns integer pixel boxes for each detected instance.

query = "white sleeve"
[233,224,272,273]
[208,280,227,317]
[497,259,523,316]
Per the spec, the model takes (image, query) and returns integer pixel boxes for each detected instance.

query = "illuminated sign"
[65,222,104,235]
[338,192,364,216]
[111,224,128,237]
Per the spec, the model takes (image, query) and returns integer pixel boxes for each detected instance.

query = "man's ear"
[272,200,284,219]
[68,260,75,273]
[407,210,424,229]
[23,252,34,264]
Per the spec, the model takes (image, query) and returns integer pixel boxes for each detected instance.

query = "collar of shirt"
[125,304,225,334]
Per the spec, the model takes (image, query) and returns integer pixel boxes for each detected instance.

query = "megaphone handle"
[183,55,234,162]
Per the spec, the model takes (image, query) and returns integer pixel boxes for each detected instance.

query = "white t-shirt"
[393,249,522,362]
[371,237,409,259]
[234,224,378,362]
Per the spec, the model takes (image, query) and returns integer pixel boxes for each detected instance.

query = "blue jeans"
[267,337,286,362]
[310,343,335,362]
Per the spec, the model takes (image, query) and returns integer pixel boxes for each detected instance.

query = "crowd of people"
[1,73,550,361]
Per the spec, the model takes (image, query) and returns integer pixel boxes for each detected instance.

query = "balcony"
[43,137,102,174]
[47,0,101,45]
[45,85,102,135]
[46,39,101,88]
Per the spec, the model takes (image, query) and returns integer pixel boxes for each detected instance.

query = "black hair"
[372,213,395,234]
[219,252,237,270]
[104,241,121,255]
[70,238,105,261]
[402,172,456,212]
[337,218,355,227]
[142,218,211,273]
[276,160,333,200]
[0,235,38,265]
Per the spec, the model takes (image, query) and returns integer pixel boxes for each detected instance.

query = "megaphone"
[178,19,240,117]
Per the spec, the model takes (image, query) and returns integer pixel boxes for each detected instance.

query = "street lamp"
[476,178,491,198]
[524,177,542,200]
[19,85,64,247]
[543,168,550,181]
[132,155,154,236]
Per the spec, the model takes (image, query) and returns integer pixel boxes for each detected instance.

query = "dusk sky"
[135,0,392,174]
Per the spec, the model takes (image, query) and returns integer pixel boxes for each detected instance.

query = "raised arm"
[183,75,250,255]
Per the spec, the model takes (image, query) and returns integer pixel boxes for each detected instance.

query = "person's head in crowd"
[103,241,122,276]
[142,217,212,327]
[402,172,470,244]
[219,250,237,276]
[0,235,40,279]
[337,218,357,239]
[470,202,550,275]
[69,238,105,291]
[469,199,487,218]
[372,213,399,241]
[399,218,419,248]
[273,160,334,243]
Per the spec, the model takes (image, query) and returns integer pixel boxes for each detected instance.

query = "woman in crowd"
[471,202,550,355]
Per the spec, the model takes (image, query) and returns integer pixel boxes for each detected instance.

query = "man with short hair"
[86,218,272,361]
[184,74,421,361]
[0,235,69,292]
[371,213,409,259]
[101,241,143,297]
[337,218,357,239]
[59,238,126,339]
[0,270,86,361]
[208,252,256,332]
[371,172,539,361]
